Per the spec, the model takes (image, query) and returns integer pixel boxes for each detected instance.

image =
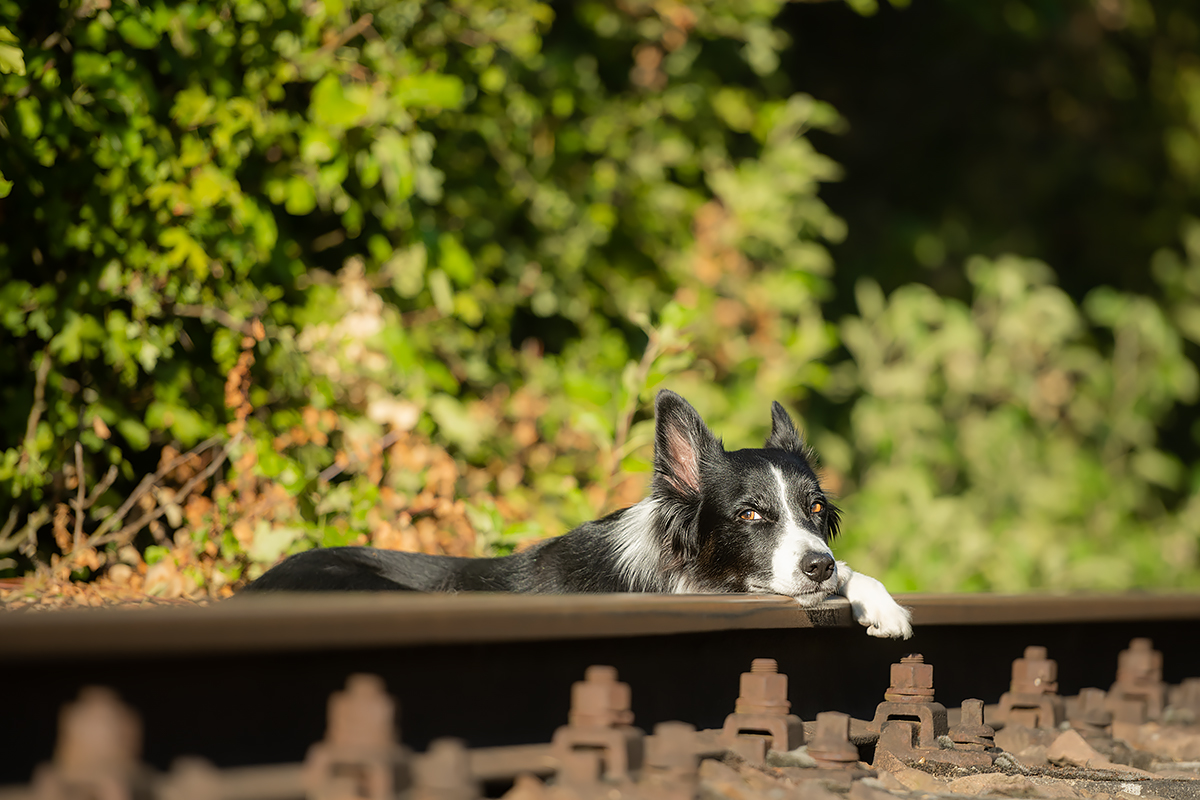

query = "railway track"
[3,593,1200,799]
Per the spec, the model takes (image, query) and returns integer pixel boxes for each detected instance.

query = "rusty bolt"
[55,687,142,771]
[734,658,791,716]
[411,738,478,800]
[1011,646,1058,695]
[163,758,221,800]
[1116,639,1162,687]
[1172,678,1200,718]
[645,721,699,772]
[567,665,634,728]
[949,699,995,751]
[807,712,860,768]
[326,674,397,749]
[884,654,934,703]
[1072,687,1113,729]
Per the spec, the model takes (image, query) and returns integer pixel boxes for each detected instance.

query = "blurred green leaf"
[0,27,23,75]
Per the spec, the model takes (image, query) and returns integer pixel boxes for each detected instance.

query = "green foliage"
[0,0,844,591]
[0,26,24,77]
[0,0,1197,597]
[829,257,1200,591]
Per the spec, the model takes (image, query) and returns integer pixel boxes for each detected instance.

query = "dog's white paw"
[838,566,913,640]
[858,599,913,639]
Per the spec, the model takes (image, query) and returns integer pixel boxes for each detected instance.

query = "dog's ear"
[765,401,806,455]
[653,390,722,499]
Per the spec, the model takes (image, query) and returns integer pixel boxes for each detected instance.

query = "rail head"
[4,592,1200,661]
[901,593,1200,625]
[0,592,851,660]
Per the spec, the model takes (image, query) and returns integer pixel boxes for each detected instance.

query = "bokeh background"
[1,0,1198,603]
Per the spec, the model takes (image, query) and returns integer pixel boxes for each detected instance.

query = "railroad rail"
[3,592,1200,798]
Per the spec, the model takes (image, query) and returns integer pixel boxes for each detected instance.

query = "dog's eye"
[810,501,824,515]
[738,509,762,521]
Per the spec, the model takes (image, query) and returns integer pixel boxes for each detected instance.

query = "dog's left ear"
[765,401,806,455]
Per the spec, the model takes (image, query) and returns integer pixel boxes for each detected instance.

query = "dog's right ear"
[765,401,806,455]
[653,390,722,499]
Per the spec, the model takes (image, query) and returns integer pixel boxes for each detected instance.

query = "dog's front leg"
[835,563,912,639]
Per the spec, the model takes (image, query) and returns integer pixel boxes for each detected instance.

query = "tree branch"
[173,304,260,337]
[319,14,375,53]
[0,508,18,553]
[17,349,51,470]
[88,436,222,542]
[92,435,239,549]
[598,329,662,513]
[72,441,84,553]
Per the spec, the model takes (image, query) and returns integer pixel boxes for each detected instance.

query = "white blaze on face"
[768,465,834,596]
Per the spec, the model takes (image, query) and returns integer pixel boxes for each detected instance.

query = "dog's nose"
[800,552,835,583]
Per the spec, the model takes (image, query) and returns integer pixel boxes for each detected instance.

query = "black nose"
[800,552,835,582]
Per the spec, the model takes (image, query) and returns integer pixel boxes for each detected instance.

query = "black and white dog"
[244,391,913,639]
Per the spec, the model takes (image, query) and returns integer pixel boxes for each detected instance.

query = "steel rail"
[0,593,850,660]
[5,592,1200,661]
[902,592,1200,625]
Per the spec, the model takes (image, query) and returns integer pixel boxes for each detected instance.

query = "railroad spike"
[871,656,991,768]
[997,646,1064,730]
[1108,638,1165,724]
[870,653,948,750]
[304,674,411,800]
[1168,677,1200,723]
[411,739,479,800]
[1067,687,1113,745]
[550,665,645,784]
[948,699,995,751]
[641,722,701,800]
[720,658,804,761]
[32,687,152,800]
[161,758,221,800]
[807,712,860,769]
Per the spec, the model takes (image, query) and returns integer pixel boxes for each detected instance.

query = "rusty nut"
[735,670,790,715]
[885,655,934,701]
[569,666,633,728]
[1012,647,1058,695]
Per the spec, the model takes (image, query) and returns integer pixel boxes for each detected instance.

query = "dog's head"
[651,390,840,603]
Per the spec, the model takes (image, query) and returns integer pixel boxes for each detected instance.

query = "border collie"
[244,391,913,639]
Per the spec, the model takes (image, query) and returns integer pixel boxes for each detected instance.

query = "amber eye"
[739,509,762,521]
[810,501,824,515]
